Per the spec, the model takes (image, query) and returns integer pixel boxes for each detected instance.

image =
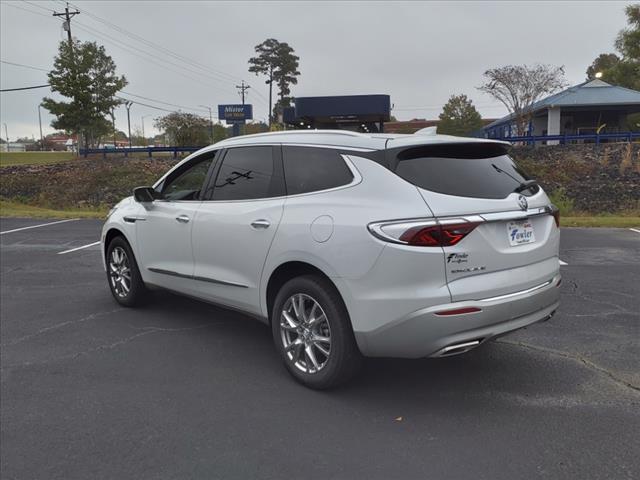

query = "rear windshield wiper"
[491,163,539,193]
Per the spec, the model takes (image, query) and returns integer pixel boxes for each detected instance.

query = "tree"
[437,94,483,136]
[586,53,621,79]
[154,112,210,146]
[586,5,640,90]
[244,122,269,135]
[248,38,300,123]
[478,64,566,135]
[213,123,228,143]
[42,39,127,149]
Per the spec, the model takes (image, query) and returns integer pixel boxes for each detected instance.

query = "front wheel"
[106,236,147,307]
[271,275,362,389]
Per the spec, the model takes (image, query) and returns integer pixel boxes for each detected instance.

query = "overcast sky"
[0,0,629,140]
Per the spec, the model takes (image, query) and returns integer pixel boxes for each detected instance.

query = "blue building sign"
[218,104,253,124]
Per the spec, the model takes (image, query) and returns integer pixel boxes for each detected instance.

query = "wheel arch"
[265,261,347,326]
[104,227,133,261]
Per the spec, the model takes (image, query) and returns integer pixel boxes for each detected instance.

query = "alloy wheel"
[108,246,131,298]
[280,293,332,374]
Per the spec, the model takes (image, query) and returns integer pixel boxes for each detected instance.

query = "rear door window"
[392,143,534,199]
[210,146,284,201]
[283,146,354,195]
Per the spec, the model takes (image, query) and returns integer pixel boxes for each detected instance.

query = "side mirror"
[133,186,157,203]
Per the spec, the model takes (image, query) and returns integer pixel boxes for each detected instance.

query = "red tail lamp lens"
[399,225,441,246]
[399,223,479,247]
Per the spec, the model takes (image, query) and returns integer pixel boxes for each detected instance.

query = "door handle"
[251,219,270,229]
[175,215,190,223]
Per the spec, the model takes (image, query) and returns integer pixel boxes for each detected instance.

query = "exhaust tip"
[433,339,483,357]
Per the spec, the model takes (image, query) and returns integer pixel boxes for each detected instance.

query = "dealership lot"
[1,218,638,480]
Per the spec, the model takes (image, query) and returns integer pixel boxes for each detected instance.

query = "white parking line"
[559,260,568,266]
[0,218,79,235]
[629,228,640,234]
[57,241,101,255]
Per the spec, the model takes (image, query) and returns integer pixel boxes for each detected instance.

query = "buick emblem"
[517,195,528,211]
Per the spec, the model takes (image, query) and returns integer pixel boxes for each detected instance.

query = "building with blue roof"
[483,79,640,143]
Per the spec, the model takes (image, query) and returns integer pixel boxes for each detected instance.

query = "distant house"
[46,134,77,151]
[483,80,640,143]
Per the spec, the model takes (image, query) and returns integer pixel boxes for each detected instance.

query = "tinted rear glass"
[283,146,354,195]
[393,143,532,199]
[211,146,284,201]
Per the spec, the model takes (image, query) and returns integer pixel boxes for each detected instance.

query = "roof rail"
[225,129,364,141]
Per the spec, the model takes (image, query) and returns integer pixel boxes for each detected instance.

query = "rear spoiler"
[385,141,512,171]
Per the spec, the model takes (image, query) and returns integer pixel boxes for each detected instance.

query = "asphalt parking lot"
[1,218,638,480]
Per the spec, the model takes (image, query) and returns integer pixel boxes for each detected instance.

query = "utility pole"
[38,105,44,151]
[3,123,9,145]
[199,106,214,143]
[236,81,250,105]
[266,65,273,128]
[111,108,117,147]
[141,115,149,145]
[53,3,80,50]
[125,101,132,148]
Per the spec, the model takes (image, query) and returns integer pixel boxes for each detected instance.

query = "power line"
[114,96,173,113]
[20,0,54,13]
[0,60,49,72]
[2,2,52,19]
[4,1,268,113]
[63,1,268,109]
[120,91,211,114]
[0,84,50,92]
[0,58,213,115]
[71,20,241,98]
[66,1,242,84]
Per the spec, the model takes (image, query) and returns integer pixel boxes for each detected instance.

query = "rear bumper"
[353,273,561,358]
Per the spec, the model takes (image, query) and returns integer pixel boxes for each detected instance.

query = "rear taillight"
[399,223,479,247]
[368,219,479,247]
[550,205,560,227]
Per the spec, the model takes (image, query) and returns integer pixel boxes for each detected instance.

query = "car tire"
[106,236,147,307]
[271,274,363,389]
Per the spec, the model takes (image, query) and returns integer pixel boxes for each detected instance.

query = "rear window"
[393,143,533,199]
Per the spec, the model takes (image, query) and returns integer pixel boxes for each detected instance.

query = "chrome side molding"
[148,267,248,288]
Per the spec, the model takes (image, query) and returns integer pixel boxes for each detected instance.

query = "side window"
[211,146,284,201]
[283,146,354,195]
[160,153,216,201]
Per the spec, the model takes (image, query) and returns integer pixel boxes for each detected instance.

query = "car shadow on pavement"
[141,290,596,410]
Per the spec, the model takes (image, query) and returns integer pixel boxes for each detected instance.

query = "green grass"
[0,151,76,167]
[1,199,637,228]
[0,200,107,219]
[561,216,640,228]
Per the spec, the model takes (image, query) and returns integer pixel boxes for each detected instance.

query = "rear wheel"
[271,275,362,389]
[106,236,147,307]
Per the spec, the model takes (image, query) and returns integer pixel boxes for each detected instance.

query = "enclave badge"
[518,195,528,211]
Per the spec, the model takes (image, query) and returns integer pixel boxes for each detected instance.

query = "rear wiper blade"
[513,179,539,193]
[491,163,538,193]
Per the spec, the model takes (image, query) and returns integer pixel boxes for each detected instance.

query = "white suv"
[101,130,560,389]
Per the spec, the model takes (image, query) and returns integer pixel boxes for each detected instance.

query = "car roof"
[211,130,510,151]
